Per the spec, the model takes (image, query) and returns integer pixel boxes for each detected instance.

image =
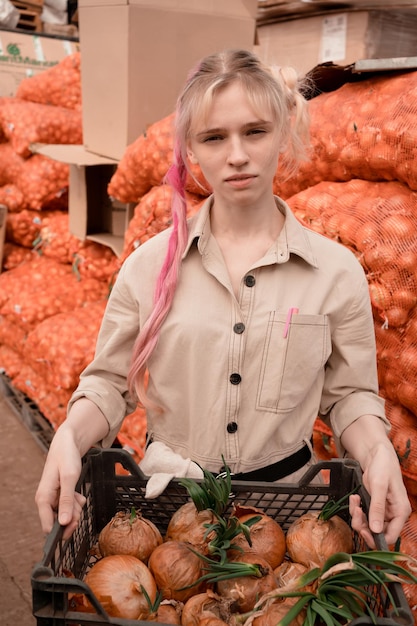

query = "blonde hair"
[128,49,311,407]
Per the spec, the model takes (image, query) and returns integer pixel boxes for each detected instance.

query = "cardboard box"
[31,144,135,256]
[78,0,258,160]
[257,9,417,76]
[257,1,417,25]
[0,29,79,97]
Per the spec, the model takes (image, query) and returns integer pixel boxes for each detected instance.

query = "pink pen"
[283,307,299,338]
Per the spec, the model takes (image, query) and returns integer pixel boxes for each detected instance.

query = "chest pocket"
[256,312,330,412]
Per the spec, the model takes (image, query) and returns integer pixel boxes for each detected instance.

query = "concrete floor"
[0,388,47,626]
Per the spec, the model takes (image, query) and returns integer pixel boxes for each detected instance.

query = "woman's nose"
[227,137,249,165]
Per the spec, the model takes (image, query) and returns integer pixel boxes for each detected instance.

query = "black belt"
[222,440,312,482]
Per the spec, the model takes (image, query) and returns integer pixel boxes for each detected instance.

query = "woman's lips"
[225,174,256,188]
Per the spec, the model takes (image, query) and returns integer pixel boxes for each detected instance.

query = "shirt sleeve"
[318,263,389,455]
[68,259,140,448]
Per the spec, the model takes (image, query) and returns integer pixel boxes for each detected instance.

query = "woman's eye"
[203,135,223,142]
[248,128,266,136]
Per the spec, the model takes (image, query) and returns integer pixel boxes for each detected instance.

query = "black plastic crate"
[0,372,54,452]
[31,448,414,626]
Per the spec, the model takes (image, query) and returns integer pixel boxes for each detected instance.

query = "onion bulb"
[215,552,278,613]
[229,505,286,569]
[149,599,183,624]
[286,510,353,568]
[165,501,216,553]
[199,617,229,626]
[274,560,307,588]
[84,554,157,619]
[148,540,207,602]
[181,590,234,626]
[252,597,306,626]
[98,509,163,563]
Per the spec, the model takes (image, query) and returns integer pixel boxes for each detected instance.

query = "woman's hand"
[35,398,110,540]
[342,415,411,548]
[35,428,86,540]
[349,445,411,548]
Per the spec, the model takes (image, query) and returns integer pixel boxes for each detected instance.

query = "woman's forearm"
[340,414,394,469]
[58,397,110,456]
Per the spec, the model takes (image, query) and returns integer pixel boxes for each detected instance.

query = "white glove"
[139,441,204,498]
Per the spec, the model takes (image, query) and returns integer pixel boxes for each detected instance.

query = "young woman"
[36,49,410,547]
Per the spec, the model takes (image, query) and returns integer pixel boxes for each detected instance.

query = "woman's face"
[186,82,281,207]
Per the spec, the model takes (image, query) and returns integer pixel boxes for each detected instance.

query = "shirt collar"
[274,196,319,268]
[182,196,213,259]
[182,195,318,269]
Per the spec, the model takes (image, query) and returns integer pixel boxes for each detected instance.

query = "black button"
[233,322,245,334]
[244,275,256,287]
[229,373,241,385]
[227,422,238,433]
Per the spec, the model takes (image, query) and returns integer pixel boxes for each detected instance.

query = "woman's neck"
[210,197,284,241]
[210,198,285,298]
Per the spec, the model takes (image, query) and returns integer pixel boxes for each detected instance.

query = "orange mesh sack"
[398,511,417,620]
[0,255,109,332]
[12,364,72,430]
[0,315,27,353]
[0,143,24,186]
[274,70,417,199]
[108,114,176,202]
[385,400,417,498]
[374,315,417,416]
[6,209,65,248]
[108,113,210,203]
[24,300,108,390]
[0,344,24,378]
[15,154,69,210]
[0,255,61,308]
[121,184,204,262]
[2,242,34,270]
[72,241,119,283]
[0,184,27,213]
[287,179,417,422]
[0,99,83,158]
[35,211,82,263]
[287,179,417,329]
[15,52,82,111]
[117,405,147,463]
[312,417,338,461]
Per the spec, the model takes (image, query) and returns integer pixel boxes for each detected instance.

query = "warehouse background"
[0,1,416,625]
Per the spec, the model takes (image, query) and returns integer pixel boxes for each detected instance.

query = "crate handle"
[32,570,113,622]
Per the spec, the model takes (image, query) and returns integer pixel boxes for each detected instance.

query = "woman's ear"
[187,148,199,164]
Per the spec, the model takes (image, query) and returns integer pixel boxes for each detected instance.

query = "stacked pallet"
[10,0,43,32]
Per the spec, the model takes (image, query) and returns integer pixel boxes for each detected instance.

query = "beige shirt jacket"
[70,195,388,477]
